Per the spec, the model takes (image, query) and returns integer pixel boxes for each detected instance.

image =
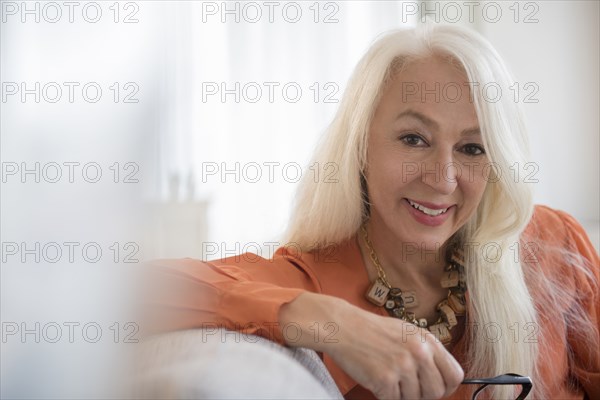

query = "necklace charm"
[448,290,466,315]
[441,269,460,288]
[399,290,419,308]
[438,301,458,327]
[365,278,390,306]
[429,323,452,345]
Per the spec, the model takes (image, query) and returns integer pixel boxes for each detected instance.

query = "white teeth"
[407,199,449,216]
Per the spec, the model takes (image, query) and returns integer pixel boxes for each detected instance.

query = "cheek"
[366,156,403,188]
[461,175,488,208]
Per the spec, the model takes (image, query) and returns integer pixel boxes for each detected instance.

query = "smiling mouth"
[406,199,450,216]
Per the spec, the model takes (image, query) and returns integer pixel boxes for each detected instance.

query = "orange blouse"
[144,205,599,399]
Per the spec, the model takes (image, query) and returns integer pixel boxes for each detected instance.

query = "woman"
[145,24,599,399]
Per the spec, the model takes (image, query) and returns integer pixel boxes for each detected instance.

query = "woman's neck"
[360,217,451,290]
[357,218,457,324]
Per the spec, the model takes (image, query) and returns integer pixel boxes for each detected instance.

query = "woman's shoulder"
[522,204,599,294]
[524,204,598,259]
[526,204,582,237]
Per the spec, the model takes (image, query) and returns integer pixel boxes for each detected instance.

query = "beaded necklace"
[361,224,467,346]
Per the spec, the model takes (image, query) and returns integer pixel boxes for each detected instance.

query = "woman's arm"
[140,249,463,399]
[279,291,464,400]
[139,255,317,343]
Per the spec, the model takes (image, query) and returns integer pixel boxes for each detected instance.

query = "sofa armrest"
[134,328,344,399]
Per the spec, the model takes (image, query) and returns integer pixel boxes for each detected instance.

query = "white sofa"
[134,328,345,399]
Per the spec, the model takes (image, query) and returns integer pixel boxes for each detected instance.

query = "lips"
[403,198,455,227]
[406,198,451,216]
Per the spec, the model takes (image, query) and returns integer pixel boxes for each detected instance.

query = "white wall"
[474,0,600,249]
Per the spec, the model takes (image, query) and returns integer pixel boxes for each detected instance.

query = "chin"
[421,237,450,251]
[399,231,451,251]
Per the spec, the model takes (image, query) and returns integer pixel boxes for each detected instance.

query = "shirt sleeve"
[140,248,322,345]
[555,209,600,398]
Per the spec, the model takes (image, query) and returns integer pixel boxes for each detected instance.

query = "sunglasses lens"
[472,384,526,400]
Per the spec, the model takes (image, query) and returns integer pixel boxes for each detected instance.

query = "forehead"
[376,56,479,130]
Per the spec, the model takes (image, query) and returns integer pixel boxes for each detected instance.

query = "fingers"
[372,371,401,400]
[432,340,465,398]
[399,367,421,399]
[403,332,463,399]
[410,333,446,399]
[417,360,446,399]
[374,345,430,400]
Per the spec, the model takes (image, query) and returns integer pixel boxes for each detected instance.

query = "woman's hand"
[279,292,464,400]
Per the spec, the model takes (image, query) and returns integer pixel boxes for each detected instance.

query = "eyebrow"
[395,109,480,137]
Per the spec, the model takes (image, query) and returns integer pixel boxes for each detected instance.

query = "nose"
[420,148,459,195]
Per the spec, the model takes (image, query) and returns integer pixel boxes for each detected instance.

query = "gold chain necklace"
[360,224,467,346]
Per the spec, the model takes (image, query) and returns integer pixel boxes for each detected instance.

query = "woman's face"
[365,56,489,250]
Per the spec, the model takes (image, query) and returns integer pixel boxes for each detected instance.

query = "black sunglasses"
[462,373,533,400]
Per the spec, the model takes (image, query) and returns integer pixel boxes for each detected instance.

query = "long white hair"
[284,23,550,398]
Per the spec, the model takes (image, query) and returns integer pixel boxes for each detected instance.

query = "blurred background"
[1,0,598,398]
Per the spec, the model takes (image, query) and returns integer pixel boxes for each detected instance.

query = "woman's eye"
[462,144,485,156]
[400,134,427,147]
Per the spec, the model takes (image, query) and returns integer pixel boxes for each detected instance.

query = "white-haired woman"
[146,24,599,399]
